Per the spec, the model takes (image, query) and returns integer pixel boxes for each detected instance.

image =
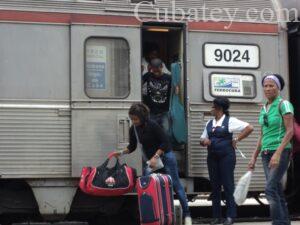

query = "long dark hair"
[128,103,150,124]
[213,97,230,117]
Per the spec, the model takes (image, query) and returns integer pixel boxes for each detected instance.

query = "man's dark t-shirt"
[142,72,172,115]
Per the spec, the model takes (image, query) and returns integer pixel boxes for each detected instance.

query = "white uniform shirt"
[200,115,249,139]
[142,57,171,75]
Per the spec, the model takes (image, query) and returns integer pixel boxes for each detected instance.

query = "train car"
[0,0,299,223]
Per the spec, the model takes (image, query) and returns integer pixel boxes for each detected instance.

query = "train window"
[85,38,130,98]
[210,73,256,98]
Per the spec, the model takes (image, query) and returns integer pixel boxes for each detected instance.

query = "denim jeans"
[150,112,170,135]
[143,151,190,218]
[262,149,291,225]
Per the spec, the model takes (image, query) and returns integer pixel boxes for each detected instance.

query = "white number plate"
[204,43,260,68]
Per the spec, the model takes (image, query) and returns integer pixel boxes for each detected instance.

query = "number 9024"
[214,49,250,63]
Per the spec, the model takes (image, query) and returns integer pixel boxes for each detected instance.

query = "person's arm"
[200,121,211,147]
[269,101,294,168]
[232,125,254,148]
[234,125,254,142]
[109,126,136,158]
[147,122,168,168]
[153,122,169,155]
[109,148,131,158]
[269,113,294,168]
[248,129,262,170]
[229,117,254,148]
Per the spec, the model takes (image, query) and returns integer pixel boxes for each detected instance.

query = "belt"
[261,150,272,155]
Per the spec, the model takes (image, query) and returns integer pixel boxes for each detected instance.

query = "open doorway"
[142,23,184,73]
[288,22,300,122]
[141,23,187,175]
[287,22,300,208]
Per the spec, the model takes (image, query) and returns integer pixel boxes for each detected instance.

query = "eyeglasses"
[263,114,269,127]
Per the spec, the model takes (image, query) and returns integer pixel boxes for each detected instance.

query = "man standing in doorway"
[142,58,172,134]
[142,43,170,75]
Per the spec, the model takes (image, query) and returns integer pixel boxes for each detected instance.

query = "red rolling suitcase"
[136,174,175,225]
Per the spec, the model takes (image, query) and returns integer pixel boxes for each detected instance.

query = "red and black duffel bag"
[79,157,136,196]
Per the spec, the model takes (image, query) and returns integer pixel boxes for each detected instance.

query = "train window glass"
[210,73,256,98]
[131,0,155,3]
[85,38,130,98]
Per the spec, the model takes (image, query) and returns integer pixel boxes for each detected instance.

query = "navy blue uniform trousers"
[206,116,237,219]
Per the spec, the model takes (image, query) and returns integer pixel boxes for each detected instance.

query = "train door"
[287,22,300,208]
[70,25,142,177]
[141,23,188,175]
[288,22,300,121]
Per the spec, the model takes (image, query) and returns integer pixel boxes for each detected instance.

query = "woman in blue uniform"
[200,97,253,225]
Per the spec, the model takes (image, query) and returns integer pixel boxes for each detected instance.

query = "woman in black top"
[110,103,192,225]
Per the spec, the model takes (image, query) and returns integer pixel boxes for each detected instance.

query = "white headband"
[263,75,281,90]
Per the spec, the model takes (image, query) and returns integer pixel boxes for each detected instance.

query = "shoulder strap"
[278,99,284,116]
[223,116,230,125]
[207,119,214,131]
[133,126,140,143]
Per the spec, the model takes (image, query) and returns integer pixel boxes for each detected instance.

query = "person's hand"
[175,85,180,95]
[269,152,281,169]
[248,157,257,171]
[108,151,121,159]
[232,138,238,149]
[148,157,158,169]
[200,138,211,147]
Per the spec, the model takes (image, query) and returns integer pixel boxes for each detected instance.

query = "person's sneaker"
[210,218,223,225]
[223,217,234,225]
[184,216,192,225]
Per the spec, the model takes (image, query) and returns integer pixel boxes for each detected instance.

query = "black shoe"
[223,217,234,225]
[210,218,222,225]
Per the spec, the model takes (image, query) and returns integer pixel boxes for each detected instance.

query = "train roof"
[0,0,297,28]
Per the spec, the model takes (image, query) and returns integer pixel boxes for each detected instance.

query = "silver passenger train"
[0,0,299,223]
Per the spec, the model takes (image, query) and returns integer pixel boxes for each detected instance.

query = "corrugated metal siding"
[0,107,71,178]
[174,0,204,8]
[188,103,266,191]
[0,0,106,13]
[0,0,278,23]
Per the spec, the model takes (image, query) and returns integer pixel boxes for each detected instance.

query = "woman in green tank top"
[248,74,294,225]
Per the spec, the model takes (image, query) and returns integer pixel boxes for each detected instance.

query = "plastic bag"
[145,157,164,173]
[234,171,252,205]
